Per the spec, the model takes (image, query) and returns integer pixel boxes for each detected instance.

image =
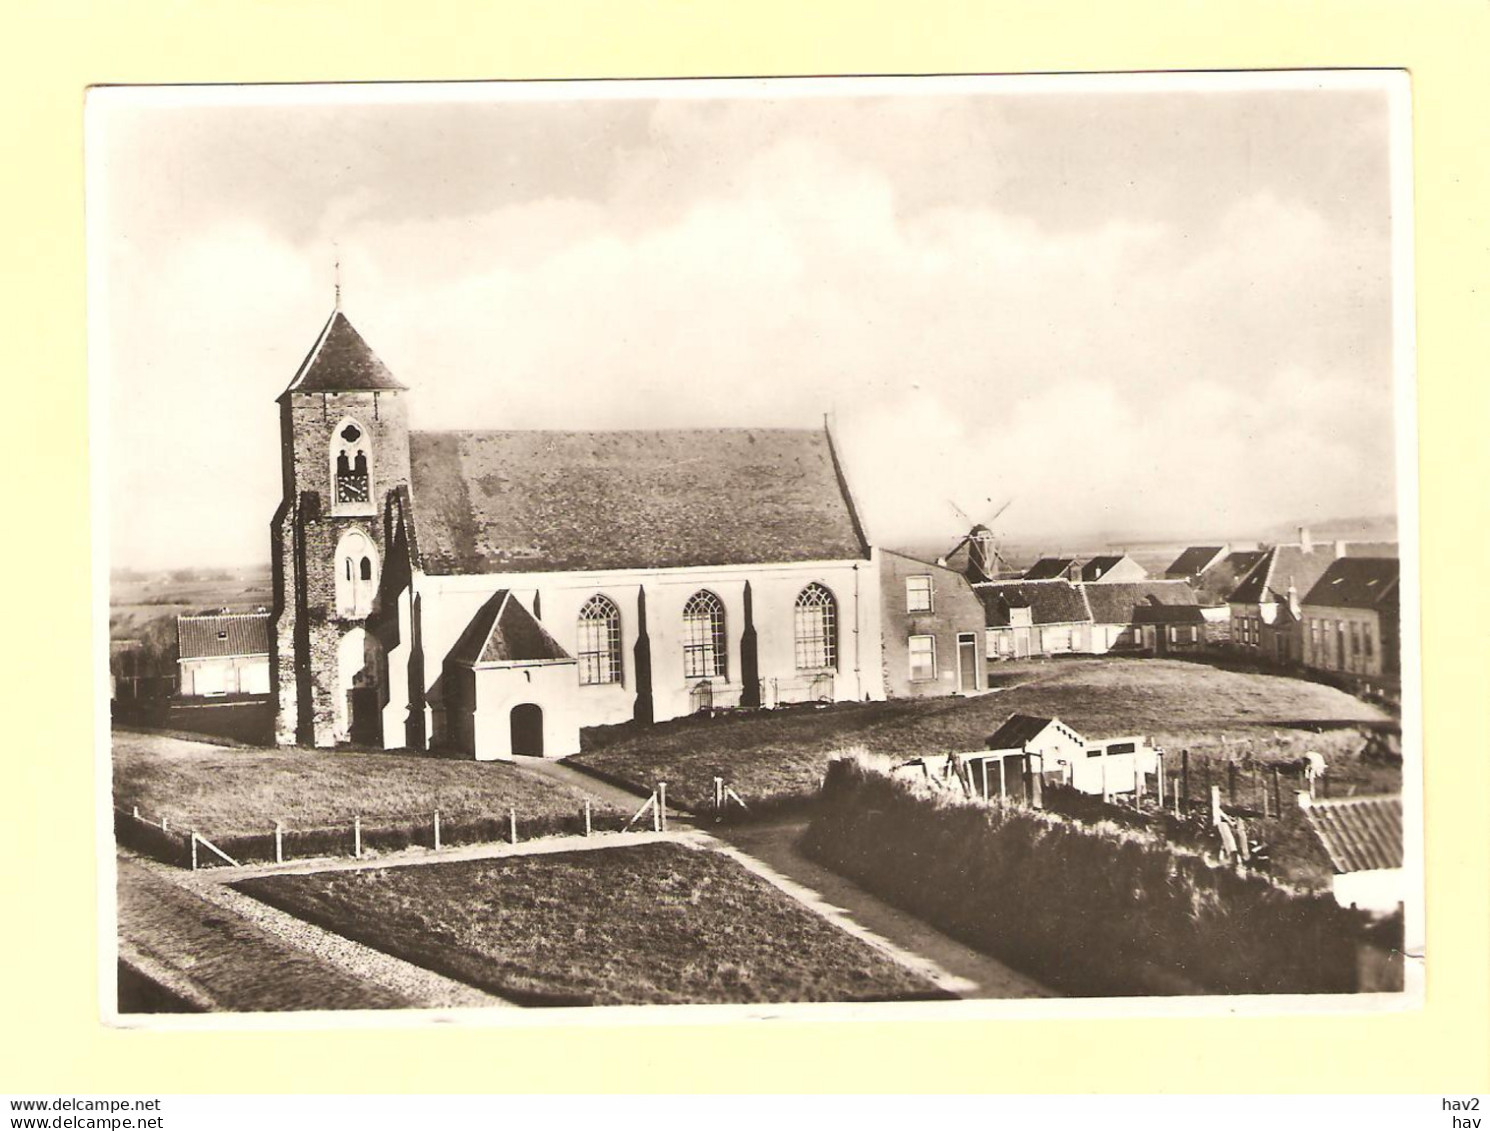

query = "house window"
[577,595,622,686]
[682,590,727,679]
[794,583,837,671]
[906,575,933,613]
[908,635,936,681]
[1363,623,1375,658]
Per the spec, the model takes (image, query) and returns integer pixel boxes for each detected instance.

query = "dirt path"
[716,819,1056,1000]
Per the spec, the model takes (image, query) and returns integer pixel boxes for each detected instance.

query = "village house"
[1169,546,1266,607]
[1081,580,1202,654]
[878,549,986,698]
[1079,554,1147,583]
[1022,556,1083,582]
[177,612,272,698]
[271,311,883,759]
[976,580,1092,660]
[1300,557,1400,681]
[1226,531,1397,664]
[969,713,1088,805]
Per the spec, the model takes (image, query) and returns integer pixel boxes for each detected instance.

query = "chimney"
[1334,540,1346,559]
[1298,526,1312,553]
[1287,580,1300,618]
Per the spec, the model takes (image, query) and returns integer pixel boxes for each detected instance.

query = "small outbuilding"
[1299,793,1404,914]
[442,589,581,761]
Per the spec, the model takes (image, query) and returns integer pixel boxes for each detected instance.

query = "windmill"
[940,497,1018,582]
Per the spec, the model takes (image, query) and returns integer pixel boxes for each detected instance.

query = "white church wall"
[461,663,581,761]
[412,555,883,747]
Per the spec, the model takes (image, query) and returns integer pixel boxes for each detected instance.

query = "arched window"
[577,595,622,686]
[682,590,727,679]
[334,529,378,618]
[794,583,837,671]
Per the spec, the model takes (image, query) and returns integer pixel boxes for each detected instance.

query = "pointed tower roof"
[448,590,574,667]
[280,311,407,399]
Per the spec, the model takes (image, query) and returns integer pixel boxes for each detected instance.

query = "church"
[271,309,885,759]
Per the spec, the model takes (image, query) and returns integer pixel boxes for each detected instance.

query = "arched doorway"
[336,627,385,746]
[510,703,544,757]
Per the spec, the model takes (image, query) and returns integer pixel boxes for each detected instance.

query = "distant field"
[235,842,942,1006]
[113,731,629,844]
[572,659,1395,812]
[117,856,409,1012]
[110,567,272,642]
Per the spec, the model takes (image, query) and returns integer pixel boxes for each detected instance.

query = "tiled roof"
[1227,544,1345,606]
[281,312,407,396]
[409,427,869,575]
[1302,795,1403,874]
[1302,557,1400,611]
[975,580,1091,626]
[986,713,1057,751]
[1023,557,1079,580]
[1192,550,1267,604]
[1081,580,1198,625]
[1131,603,1207,624]
[177,613,271,660]
[1165,546,1226,579]
[448,591,574,666]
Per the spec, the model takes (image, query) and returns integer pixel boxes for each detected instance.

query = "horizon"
[93,76,1407,572]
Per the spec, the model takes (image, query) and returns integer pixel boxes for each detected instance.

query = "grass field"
[113,731,630,841]
[572,658,1396,812]
[235,842,942,1006]
[117,856,409,1012]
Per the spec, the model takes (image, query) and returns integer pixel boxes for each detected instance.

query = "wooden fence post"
[434,809,442,851]
[1228,761,1238,806]
[132,806,140,820]
[190,832,198,871]
[584,799,592,837]
[274,822,283,864]
[509,807,518,845]
[161,815,169,833]
[1182,750,1191,815]
[713,777,723,818]
[658,782,668,833]
[354,816,362,859]
[1203,760,1211,806]
[1156,752,1165,809]
[1272,766,1282,815]
[1210,785,1222,827]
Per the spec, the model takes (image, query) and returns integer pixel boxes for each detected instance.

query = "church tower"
[271,310,411,748]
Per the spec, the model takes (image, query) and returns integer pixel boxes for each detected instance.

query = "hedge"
[801,757,1399,997]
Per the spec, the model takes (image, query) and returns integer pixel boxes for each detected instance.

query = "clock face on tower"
[337,474,369,503]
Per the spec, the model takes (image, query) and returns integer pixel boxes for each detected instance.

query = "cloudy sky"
[92,76,1406,571]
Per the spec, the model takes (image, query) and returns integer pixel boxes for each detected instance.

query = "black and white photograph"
[90,72,1419,1020]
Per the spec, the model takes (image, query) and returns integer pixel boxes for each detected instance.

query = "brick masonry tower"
[271,310,411,747]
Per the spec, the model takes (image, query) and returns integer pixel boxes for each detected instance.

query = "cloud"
[99,87,1399,568]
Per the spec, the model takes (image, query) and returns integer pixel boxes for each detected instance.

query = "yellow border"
[4,0,1488,1094]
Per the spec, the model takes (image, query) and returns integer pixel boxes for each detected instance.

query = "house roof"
[280,311,407,397]
[1227,544,1335,605]
[1132,603,1208,624]
[1301,795,1403,874]
[1165,546,1227,579]
[1081,580,1199,625]
[447,590,574,666]
[975,580,1091,626]
[1302,557,1400,611]
[986,713,1057,751]
[177,613,271,660]
[408,427,870,575]
[1081,555,1123,581]
[1023,557,1079,580]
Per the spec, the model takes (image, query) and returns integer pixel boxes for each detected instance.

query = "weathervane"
[333,245,341,310]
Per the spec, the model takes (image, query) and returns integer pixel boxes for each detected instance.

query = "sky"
[93,76,1406,571]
